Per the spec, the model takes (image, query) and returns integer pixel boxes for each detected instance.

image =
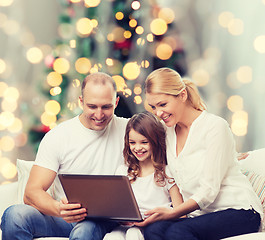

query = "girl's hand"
[59,198,87,223]
[134,207,176,227]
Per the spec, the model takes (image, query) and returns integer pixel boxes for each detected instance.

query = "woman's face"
[146,92,185,127]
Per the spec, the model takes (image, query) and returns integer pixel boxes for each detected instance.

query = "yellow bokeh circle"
[75,57,91,74]
[45,100,61,115]
[47,71,63,87]
[150,18,167,35]
[122,62,140,80]
[53,58,70,74]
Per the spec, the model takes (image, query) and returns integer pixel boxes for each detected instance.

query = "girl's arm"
[169,184,183,208]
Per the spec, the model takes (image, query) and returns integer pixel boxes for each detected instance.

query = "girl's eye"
[142,141,149,144]
[129,142,135,144]
[160,103,167,107]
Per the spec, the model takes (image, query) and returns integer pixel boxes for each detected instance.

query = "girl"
[104,111,183,240]
[139,67,263,240]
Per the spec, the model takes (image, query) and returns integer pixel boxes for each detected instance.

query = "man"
[1,72,129,240]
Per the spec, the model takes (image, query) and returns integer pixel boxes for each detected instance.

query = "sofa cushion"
[240,149,265,176]
[17,159,54,204]
[242,169,265,230]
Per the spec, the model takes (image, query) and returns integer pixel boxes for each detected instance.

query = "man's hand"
[59,198,87,223]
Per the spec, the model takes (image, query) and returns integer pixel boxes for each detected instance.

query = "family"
[1,68,263,240]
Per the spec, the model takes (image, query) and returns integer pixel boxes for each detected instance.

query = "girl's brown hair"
[123,111,171,186]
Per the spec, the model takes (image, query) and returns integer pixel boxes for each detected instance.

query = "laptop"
[58,174,143,222]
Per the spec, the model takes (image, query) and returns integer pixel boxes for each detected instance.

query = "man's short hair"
[81,72,117,96]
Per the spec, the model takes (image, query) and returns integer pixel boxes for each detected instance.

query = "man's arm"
[24,165,87,222]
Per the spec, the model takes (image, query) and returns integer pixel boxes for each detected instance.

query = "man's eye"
[102,106,112,110]
[88,106,97,109]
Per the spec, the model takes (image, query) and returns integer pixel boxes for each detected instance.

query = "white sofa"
[1,149,265,240]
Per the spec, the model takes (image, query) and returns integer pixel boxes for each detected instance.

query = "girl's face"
[128,129,152,163]
[146,92,185,127]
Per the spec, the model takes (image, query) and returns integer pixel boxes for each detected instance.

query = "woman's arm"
[134,198,199,227]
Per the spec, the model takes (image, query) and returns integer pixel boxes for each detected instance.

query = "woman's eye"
[160,103,166,107]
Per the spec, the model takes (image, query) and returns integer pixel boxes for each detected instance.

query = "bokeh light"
[7,118,23,133]
[47,72,63,87]
[218,11,234,28]
[129,19,137,28]
[0,58,7,74]
[122,62,140,80]
[0,136,15,152]
[115,12,124,20]
[41,112,57,127]
[45,100,61,115]
[0,0,14,6]
[0,159,17,179]
[227,18,244,36]
[3,87,19,101]
[76,18,94,36]
[227,95,243,112]
[75,57,91,74]
[231,111,248,136]
[131,1,140,10]
[253,35,265,53]
[156,43,173,60]
[192,69,210,87]
[53,58,70,74]
[0,81,8,96]
[158,8,175,24]
[84,0,101,8]
[26,47,43,64]
[150,18,167,35]
[112,75,127,92]
[236,66,252,83]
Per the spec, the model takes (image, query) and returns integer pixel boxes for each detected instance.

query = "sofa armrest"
[0,182,18,220]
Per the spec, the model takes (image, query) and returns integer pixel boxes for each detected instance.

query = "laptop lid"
[58,174,143,222]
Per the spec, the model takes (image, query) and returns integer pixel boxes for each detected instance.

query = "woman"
[135,67,263,240]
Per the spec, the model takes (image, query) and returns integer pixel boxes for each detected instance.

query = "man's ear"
[79,95,83,105]
[114,96,120,108]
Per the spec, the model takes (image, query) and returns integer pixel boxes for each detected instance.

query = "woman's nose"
[156,110,163,118]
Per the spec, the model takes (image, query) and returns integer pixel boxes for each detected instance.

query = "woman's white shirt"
[165,111,263,219]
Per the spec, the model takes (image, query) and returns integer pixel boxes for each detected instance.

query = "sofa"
[1,149,265,240]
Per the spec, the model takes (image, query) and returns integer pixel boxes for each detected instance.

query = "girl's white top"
[116,165,175,218]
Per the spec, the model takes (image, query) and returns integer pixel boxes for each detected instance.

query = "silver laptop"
[58,174,143,222]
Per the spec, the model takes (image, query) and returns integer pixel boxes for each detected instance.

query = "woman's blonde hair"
[145,67,206,111]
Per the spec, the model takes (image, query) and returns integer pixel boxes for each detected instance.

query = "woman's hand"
[237,152,249,161]
[59,198,87,223]
[134,207,176,227]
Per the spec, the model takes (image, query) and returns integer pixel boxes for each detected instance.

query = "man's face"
[79,81,119,131]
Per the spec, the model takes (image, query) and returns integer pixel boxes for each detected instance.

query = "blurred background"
[0,0,265,184]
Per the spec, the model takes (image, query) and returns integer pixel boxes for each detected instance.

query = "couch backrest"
[240,149,265,176]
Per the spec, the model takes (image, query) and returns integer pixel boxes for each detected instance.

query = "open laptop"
[58,174,143,222]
